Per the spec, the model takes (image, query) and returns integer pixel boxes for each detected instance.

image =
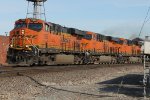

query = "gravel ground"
[0,64,147,100]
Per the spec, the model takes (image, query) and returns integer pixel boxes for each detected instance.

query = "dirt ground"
[0,64,148,100]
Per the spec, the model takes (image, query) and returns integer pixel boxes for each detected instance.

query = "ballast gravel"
[0,64,145,100]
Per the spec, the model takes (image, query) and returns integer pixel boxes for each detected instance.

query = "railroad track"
[0,63,142,77]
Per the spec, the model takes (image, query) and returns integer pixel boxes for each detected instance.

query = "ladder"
[143,55,150,98]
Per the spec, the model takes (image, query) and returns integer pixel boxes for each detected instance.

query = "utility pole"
[143,36,150,98]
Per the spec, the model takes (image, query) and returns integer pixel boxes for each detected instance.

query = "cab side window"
[50,26,53,32]
[45,24,50,32]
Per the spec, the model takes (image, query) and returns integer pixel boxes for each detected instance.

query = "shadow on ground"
[98,74,150,97]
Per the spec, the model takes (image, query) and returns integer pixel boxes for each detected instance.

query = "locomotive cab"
[9,18,44,50]
[7,18,45,65]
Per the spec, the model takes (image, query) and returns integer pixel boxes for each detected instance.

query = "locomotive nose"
[10,28,27,49]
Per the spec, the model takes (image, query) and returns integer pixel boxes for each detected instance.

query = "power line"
[139,7,150,37]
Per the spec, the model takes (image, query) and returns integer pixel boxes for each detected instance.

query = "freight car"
[6,0,142,66]
[6,18,142,66]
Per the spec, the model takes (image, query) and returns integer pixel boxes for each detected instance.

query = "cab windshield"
[15,23,27,29]
[14,23,43,31]
[28,23,43,31]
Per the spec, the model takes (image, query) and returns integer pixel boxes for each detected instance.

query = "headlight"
[25,45,29,48]
[21,30,25,34]
[10,44,13,47]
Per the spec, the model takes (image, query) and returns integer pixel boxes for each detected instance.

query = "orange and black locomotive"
[7,0,142,66]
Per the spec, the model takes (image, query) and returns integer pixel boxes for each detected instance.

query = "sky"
[0,0,150,39]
